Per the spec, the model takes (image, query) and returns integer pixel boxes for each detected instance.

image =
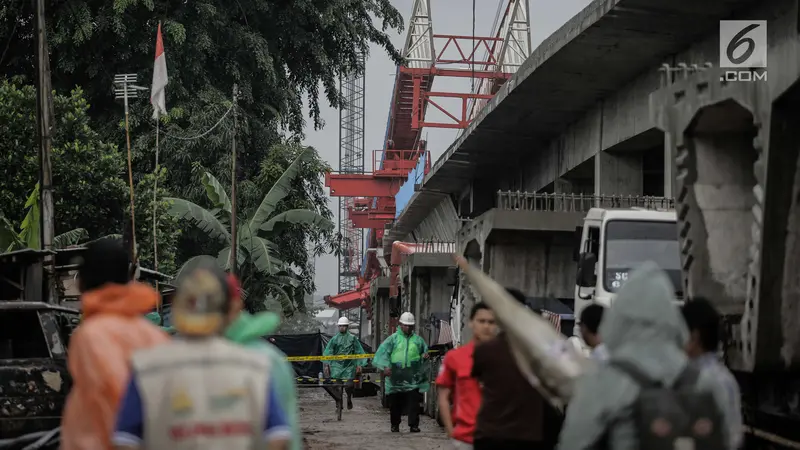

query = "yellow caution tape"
[286,350,440,362]
[295,377,375,383]
[294,377,439,385]
[286,353,374,362]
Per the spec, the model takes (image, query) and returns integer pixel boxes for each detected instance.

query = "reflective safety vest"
[131,337,271,450]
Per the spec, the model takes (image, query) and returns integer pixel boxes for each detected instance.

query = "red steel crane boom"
[324,0,531,319]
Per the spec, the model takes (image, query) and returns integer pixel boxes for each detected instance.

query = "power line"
[144,103,235,141]
[471,0,476,93]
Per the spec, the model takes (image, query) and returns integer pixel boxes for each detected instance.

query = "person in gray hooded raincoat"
[556,262,735,450]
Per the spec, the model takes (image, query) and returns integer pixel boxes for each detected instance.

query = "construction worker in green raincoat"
[373,312,429,433]
[323,316,366,410]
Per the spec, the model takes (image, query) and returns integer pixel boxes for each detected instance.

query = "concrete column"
[594,151,644,195]
[554,178,574,194]
[664,135,677,198]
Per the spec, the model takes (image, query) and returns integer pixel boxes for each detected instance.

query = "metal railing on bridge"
[410,240,456,254]
[495,191,675,212]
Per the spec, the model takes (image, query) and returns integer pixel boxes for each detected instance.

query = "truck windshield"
[603,220,682,296]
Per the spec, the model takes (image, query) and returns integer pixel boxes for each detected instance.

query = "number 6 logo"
[719,20,767,68]
[727,24,759,65]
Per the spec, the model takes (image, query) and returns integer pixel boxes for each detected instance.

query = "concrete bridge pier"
[455,194,585,342]
[398,253,456,346]
[594,150,644,196]
[369,276,394,349]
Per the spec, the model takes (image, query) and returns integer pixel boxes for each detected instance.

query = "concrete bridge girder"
[454,208,583,343]
[650,64,800,372]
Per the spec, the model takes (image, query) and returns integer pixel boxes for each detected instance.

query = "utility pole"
[34,0,56,302]
[228,84,238,275]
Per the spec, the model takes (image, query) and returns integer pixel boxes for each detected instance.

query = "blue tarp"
[394,153,427,217]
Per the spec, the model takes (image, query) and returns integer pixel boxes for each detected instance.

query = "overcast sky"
[303,0,593,298]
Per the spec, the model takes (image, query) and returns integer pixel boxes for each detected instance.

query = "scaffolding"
[337,52,366,294]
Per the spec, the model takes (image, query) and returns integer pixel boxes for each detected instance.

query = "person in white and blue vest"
[111,265,291,450]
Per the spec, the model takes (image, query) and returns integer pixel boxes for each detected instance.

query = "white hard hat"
[337,317,350,326]
[399,312,415,326]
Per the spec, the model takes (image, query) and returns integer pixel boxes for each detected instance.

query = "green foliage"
[0,79,128,239]
[131,168,182,276]
[0,215,22,251]
[1,183,93,251]
[0,79,181,268]
[277,299,324,334]
[0,0,385,301]
[0,0,405,260]
[1,0,403,131]
[168,144,335,315]
[18,183,41,250]
[251,140,342,298]
[53,228,89,249]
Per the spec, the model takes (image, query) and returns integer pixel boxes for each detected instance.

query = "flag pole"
[149,21,167,322]
[153,111,160,314]
[229,84,238,275]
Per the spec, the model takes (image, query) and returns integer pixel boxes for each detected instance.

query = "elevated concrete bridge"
[369,0,800,346]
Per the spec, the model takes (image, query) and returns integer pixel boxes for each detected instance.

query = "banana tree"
[1,183,94,252]
[166,146,334,314]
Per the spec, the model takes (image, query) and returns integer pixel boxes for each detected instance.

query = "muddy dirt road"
[299,388,450,449]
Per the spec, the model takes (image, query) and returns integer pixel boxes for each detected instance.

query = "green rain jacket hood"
[556,262,729,450]
[224,311,302,450]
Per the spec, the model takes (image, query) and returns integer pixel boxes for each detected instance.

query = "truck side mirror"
[576,252,597,287]
[573,226,583,262]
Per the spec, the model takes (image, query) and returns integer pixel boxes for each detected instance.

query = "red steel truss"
[324,0,531,319]
[325,149,431,227]
[401,34,511,129]
[324,283,370,310]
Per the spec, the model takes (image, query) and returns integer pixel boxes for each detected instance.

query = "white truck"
[571,206,681,351]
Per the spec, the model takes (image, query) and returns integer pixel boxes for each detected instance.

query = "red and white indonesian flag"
[150,22,168,119]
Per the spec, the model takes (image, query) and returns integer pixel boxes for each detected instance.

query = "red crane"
[324,0,531,319]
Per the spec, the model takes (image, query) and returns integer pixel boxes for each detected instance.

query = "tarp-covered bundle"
[455,255,588,409]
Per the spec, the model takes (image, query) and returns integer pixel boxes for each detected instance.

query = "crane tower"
[337,52,366,298]
[324,0,531,325]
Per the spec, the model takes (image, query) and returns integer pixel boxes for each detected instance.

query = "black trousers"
[474,438,551,450]
[388,389,420,428]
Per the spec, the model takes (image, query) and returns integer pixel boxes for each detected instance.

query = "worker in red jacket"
[436,302,497,449]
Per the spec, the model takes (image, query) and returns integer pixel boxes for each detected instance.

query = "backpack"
[608,360,726,450]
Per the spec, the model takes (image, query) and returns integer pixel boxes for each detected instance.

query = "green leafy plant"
[1,183,96,251]
[167,146,333,315]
